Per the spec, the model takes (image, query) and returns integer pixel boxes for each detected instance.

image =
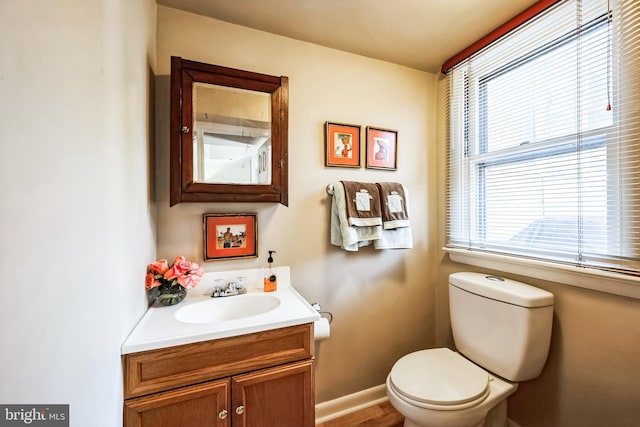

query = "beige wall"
[156,6,439,403]
[435,76,640,426]
[0,0,157,425]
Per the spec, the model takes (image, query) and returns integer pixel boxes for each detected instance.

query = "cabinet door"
[124,378,230,427]
[232,360,314,427]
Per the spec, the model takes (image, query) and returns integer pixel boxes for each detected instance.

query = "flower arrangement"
[145,256,204,305]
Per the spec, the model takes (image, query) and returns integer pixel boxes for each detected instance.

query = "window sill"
[444,247,640,300]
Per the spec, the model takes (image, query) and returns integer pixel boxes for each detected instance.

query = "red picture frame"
[325,121,361,168]
[204,213,257,261]
[366,126,398,170]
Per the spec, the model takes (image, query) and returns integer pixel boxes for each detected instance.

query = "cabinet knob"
[181,126,190,134]
[235,405,245,415]
[218,409,228,420]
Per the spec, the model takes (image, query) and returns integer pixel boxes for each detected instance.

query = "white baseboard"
[315,384,388,424]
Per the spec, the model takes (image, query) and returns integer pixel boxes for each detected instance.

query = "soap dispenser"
[263,250,278,292]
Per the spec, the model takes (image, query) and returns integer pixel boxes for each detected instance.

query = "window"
[446,0,640,275]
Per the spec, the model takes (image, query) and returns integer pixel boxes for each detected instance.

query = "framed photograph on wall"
[204,213,257,261]
[325,121,361,168]
[366,126,398,170]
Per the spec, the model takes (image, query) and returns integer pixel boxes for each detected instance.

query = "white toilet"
[386,272,554,427]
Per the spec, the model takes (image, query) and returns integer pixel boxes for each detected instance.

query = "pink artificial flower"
[190,262,204,277]
[177,274,200,289]
[148,259,169,275]
[175,262,203,289]
[164,256,192,281]
[144,273,160,290]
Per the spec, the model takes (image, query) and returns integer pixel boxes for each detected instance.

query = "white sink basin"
[175,293,281,324]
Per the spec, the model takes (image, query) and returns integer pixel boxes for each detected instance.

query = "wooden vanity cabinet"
[123,323,314,427]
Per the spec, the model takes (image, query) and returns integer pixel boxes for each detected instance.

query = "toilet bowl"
[386,348,518,427]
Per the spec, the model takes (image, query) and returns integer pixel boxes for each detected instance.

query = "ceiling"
[156,0,538,73]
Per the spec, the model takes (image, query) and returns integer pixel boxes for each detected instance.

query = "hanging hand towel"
[341,181,382,227]
[330,182,381,251]
[377,182,410,229]
[374,185,413,249]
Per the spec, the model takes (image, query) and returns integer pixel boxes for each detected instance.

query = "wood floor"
[316,400,405,427]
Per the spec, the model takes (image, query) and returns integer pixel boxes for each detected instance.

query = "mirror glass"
[192,83,272,185]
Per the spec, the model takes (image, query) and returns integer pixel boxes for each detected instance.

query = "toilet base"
[404,420,492,427]
[482,400,508,427]
[403,419,423,427]
[400,400,506,427]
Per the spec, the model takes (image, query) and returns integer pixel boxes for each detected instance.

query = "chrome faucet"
[211,280,247,298]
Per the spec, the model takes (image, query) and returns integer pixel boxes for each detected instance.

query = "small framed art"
[366,126,398,170]
[325,121,361,167]
[204,213,257,261]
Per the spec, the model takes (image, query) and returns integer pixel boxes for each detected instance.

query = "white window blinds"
[446,0,640,274]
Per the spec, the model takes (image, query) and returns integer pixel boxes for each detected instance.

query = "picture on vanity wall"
[366,126,398,170]
[325,121,361,168]
[204,213,257,261]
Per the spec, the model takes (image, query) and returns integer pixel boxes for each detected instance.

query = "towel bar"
[326,184,334,196]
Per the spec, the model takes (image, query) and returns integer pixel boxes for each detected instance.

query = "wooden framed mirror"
[170,57,288,206]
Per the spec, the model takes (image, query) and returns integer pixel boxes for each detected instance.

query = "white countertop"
[121,266,320,354]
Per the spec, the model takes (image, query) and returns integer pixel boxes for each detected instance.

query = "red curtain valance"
[441,0,563,73]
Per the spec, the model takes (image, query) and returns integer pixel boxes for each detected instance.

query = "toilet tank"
[449,272,554,382]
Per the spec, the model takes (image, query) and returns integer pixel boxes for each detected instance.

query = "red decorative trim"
[441,0,563,73]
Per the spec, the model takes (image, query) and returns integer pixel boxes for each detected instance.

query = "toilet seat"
[388,348,490,409]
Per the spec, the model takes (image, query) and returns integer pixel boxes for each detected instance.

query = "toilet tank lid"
[450,272,554,308]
